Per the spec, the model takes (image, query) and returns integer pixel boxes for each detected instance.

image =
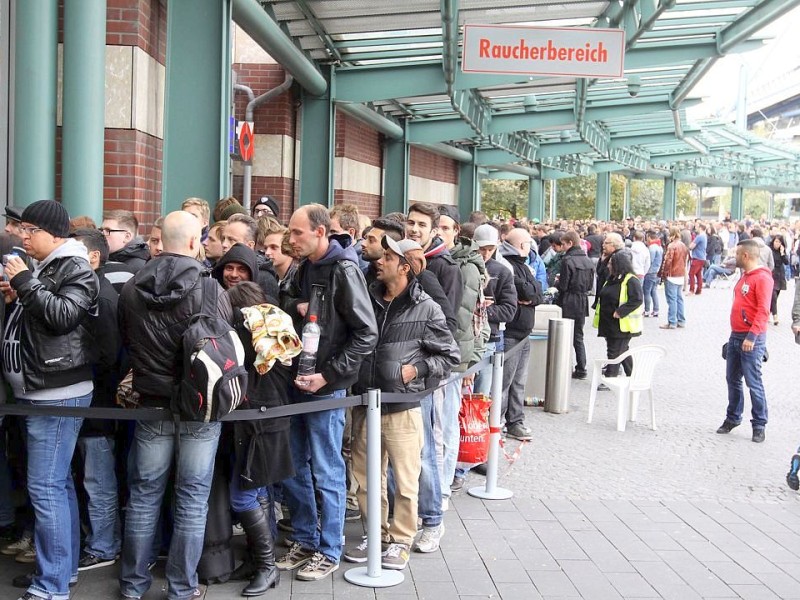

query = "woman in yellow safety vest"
[593,249,644,379]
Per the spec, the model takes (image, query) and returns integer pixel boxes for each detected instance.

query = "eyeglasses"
[19,226,43,235]
[99,227,127,236]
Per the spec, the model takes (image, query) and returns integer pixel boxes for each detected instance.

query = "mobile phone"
[796,330,800,345]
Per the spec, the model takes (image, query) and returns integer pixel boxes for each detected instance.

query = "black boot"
[238,507,280,597]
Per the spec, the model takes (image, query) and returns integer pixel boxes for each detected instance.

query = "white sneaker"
[414,523,444,553]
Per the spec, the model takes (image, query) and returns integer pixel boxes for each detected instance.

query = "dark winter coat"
[109,239,150,272]
[118,253,233,407]
[231,309,294,490]
[281,239,378,395]
[483,258,517,343]
[596,274,643,339]
[81,267,123,437]
[449,237,485,369]
[499,242,539,341]
[424,238,463,315]
[772,247,788,292]
[556,246,595,320]
[356,278,459,413]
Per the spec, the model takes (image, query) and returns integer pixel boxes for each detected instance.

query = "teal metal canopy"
[257,0,800,192]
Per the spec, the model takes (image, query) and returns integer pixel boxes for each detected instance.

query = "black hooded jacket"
[118,253,233,407]
[212,243,259,288]
[109,239,150,272]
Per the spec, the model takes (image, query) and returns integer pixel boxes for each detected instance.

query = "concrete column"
[623,177,631,219]
[550,179,558,221]
[383,135,408,215]
[730,185,743,220]
[595,172,611,221]
[163,0,232,213]
[458,152,478,219]
[62,0,107,221]
[528,177,544,222]
[662,177,677,221]
[14,0,58,206]
[298,74,334,207]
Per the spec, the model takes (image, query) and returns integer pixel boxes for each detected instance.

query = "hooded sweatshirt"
[212,243,258,288]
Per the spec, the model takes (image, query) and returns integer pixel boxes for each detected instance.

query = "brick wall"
[106,0,166,63]
[410,146,459,184]
[333,190,381,220]
[103,129,162,230]
[335,111,382,167]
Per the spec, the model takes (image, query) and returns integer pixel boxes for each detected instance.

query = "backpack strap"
[199,278,220,319]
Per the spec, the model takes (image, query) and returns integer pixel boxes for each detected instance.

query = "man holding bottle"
[277,204,377,581]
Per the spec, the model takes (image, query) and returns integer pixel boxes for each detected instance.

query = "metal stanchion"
[468,351,513,500]
[544,318,574,414]
[344,389,404,588]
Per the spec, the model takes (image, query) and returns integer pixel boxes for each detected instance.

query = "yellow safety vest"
[593,273,644,333]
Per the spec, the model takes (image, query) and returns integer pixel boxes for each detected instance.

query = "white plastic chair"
[587,345,666,432]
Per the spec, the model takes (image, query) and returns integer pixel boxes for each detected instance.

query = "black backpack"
[172,280,248,422]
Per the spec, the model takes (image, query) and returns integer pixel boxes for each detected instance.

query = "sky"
[688,5,800,122]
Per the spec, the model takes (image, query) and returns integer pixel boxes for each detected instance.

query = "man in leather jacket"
[117,211,233,600]
[3,200,99,600]
[278,204,377,582]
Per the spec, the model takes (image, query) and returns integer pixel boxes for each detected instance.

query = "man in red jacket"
[716,239,773,443]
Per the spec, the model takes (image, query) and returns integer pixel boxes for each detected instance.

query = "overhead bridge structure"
[249,0,800,220]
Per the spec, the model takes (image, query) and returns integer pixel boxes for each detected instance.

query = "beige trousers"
[351,406,423,546]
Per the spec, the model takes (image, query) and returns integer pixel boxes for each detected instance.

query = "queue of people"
[0,199,792,600]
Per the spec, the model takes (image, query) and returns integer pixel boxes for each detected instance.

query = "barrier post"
[344,389,404,588]
[468,350,513,500]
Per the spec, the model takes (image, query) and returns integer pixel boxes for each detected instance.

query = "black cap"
[4,205,22,222]
[438,205,461,224]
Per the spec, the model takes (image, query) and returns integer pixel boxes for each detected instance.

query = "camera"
[627,75,641,98]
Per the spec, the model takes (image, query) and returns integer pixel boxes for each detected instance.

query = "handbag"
[722,341,768,362]
[457,391,492,464]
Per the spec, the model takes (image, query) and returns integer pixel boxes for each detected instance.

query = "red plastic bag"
[458,393,492,464]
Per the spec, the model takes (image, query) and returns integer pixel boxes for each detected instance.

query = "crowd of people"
[0,197,792,600]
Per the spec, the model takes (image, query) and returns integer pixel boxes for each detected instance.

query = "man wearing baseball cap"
[2,200,99,600]
[346,234,458,571]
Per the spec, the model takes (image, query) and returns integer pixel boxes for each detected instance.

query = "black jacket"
[357,278,459,412]
[556,246,595,319]
[9,240,99,392]
[118,253,233,407]
[483,258,517,342]
[281,240,378,395]
[364,264,458,336]
[231,309,294,489]
[499,242,539,341]
[81,267,122,437]
[424,238,463,315]
[109,239,150,272]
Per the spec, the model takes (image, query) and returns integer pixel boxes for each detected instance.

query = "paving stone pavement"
[3,281,800,599]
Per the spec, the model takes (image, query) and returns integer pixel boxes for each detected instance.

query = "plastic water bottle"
[297,315,321,377]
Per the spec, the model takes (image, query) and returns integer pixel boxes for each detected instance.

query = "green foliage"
[676,182,698,218]
[629,179,663,218]
[552,176,596,220]
[480,179,528,220]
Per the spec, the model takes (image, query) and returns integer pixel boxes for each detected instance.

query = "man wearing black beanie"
[2,199,99,600]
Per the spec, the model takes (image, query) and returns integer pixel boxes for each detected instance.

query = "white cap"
[473,224,499,247]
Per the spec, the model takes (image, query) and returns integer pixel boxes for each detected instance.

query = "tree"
[629,179,664,218]
[480,179,528,220]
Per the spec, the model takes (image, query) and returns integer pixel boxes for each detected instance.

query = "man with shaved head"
[118,211,233,600]
[497,226,543,442]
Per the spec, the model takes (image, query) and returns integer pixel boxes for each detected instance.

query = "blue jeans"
[77,436,121,559]
[725,333,768,428]
[642,274,660,314]
[704,265,732,285]
[281,390,346,563]
[417,393,442,527]
[120,419,221,600]
[25,392,91,600]
[436,380,461,501]
[664,280,685,326]
[473,342,497,396]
